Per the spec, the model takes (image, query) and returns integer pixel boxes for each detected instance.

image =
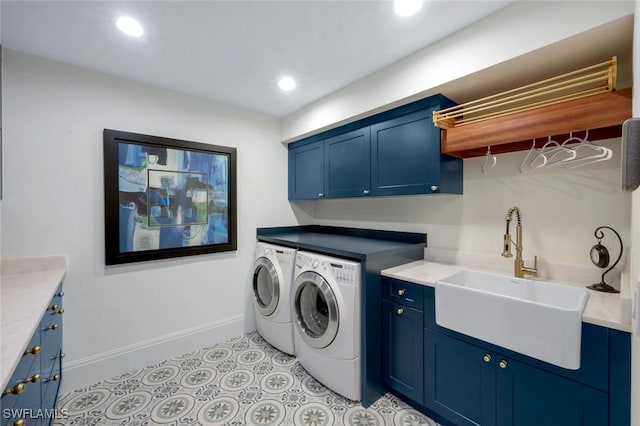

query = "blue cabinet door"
[288,140,324,200]
[324,128,371,198]
[424,328,496,426]
[371,108,441,196]
[382,300,424,403]
[496,357,607,426]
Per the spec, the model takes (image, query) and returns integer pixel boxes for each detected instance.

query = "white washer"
[252,242,297,355]
[292,251,361,401]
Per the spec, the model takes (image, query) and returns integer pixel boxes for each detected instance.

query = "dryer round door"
[253,257,280,316]
[293,271,339,349]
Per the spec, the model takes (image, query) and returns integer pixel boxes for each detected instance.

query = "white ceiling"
[1,1,514,118]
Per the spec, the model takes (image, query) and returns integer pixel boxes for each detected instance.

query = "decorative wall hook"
[587,226,622,293]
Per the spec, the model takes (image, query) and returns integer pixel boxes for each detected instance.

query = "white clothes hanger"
[519,140,537,173]
[482,146,497,173]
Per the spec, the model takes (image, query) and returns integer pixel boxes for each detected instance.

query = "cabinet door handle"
[499,360,508,369]
[396,307,404,315]
[49,324,59,330]
[318,193,324,198]
[397,288,406,296]
[58,352,66,359]
[49,304,59,311]
[26,374,41,383]
[483,354,492,363]
[430,185,438,192]
[13,419,27,426]
[57,291,65,297]
[24,345,41,355]
[363,189,370,195]
[50,374,61,382]
[4,383,26,395]
[58,309,65,315]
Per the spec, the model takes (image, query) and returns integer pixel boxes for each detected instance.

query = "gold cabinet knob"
[49,324,59,330]
[499,360,508,369]
[58,352,66,359]
[24,345,41,355]
[13,419,26,426]
[50,374,61,382]
[57,309,65,315]
[397,289,406,296]
[49,304,59,311]
[396,307,404,315]
[483,354,492,363]
[26,374,41,383]
[4,383,26,395]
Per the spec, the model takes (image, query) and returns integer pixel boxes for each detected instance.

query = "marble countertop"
[1,256,67,390]
[382,260,632,333]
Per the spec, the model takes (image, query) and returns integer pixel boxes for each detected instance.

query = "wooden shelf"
[441,88,632,159]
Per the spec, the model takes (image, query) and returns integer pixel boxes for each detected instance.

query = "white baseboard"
[61,313,257,393]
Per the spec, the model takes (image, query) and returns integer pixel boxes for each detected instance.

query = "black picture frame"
[103,129,237,265]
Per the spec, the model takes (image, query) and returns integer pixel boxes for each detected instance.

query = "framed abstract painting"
[103,129,237,265]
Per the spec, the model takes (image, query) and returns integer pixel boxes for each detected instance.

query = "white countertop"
[1,256,67,390]
[382,260,632,333]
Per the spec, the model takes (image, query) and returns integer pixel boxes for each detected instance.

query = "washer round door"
[253,257,280,316]
[293,271,339,349]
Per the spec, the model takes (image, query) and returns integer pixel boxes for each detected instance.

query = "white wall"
[0,49,312,390]
[311,141,630,271]
[281,1,634,142]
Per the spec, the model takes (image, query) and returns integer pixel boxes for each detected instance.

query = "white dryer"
[292,251,361,401]
[252,242,297,355]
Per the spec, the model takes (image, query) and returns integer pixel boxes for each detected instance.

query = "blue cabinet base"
[380,277,632,426]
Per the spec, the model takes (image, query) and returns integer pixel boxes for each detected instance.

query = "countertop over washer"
[256,225,427,260]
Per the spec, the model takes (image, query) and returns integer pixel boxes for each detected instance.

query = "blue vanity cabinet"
[496,356,607,426]
[371,108,461,196]
[424,328,496,426]
[382,300,424,403]
[1,283,64,426]
[381,278,425,403]
[40,285,64,417]
[378,277,630,426]
[1,331,42,426]
[288,140,325,200]
[324,128,371,198]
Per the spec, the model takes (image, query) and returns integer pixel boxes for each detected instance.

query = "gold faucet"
[502,206,538,278]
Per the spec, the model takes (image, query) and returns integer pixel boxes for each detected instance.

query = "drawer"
[383,277,424,310]
[41,324,63,376]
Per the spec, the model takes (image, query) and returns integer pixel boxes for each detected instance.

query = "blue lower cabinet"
[2,284,63,426]
[496,357,607,426]
[382,300,424,403]
[424,328,496,426]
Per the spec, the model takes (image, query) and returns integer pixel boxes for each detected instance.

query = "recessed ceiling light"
[278,76,296,92]
[394,0,423,17]
[116,16,144,37]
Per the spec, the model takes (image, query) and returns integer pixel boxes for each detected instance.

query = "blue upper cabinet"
[288,140,325,200]
[325,128,371,198]
[287,94,463,201]
[371,107,461,196]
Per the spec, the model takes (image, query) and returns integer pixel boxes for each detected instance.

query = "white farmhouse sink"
[435,270,589,370]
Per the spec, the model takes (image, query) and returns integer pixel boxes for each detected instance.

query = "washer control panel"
[296,252,360,285]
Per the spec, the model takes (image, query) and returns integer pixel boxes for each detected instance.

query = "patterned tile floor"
[54,332,440,425]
